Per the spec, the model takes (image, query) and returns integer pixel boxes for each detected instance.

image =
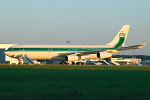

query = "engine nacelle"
[65,55,80,62]
[97,52,112,59]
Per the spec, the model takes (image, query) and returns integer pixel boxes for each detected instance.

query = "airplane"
[4,25,146,64]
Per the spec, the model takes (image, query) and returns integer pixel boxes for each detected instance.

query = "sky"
[0,0,150,55]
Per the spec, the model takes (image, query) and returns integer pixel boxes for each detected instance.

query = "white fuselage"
[4,44,113,60]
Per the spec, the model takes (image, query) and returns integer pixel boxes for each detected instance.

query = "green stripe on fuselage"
[6,47,113,52]
[6,37,125,52]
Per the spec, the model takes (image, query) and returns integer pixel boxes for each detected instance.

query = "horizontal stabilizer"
[106,43,146,54]
[118,43,146,51]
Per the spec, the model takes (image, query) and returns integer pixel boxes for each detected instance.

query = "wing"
[58,43,146,56]
[106,43,146,54]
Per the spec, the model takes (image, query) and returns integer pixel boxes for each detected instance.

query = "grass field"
[0,65,150,100]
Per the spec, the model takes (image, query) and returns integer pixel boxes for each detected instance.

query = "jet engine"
[97,52,112,59]
[65,55,80,62]
[65,52,112,62]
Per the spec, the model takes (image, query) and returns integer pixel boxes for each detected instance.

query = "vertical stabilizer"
[107,25,130,48]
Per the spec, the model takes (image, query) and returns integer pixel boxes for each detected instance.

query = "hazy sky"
[0,0,150,55]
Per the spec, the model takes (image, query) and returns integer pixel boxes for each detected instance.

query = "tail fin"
[107,25,130,48]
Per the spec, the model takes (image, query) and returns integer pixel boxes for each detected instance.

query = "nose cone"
[4,51,7,55]
[4,51,10,56]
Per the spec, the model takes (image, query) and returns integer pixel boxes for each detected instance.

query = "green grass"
[1,65,150,70]
[0,65,150,100]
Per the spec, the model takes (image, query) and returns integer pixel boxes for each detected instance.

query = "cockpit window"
[6,48,14,51]
[7,48,11,51]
